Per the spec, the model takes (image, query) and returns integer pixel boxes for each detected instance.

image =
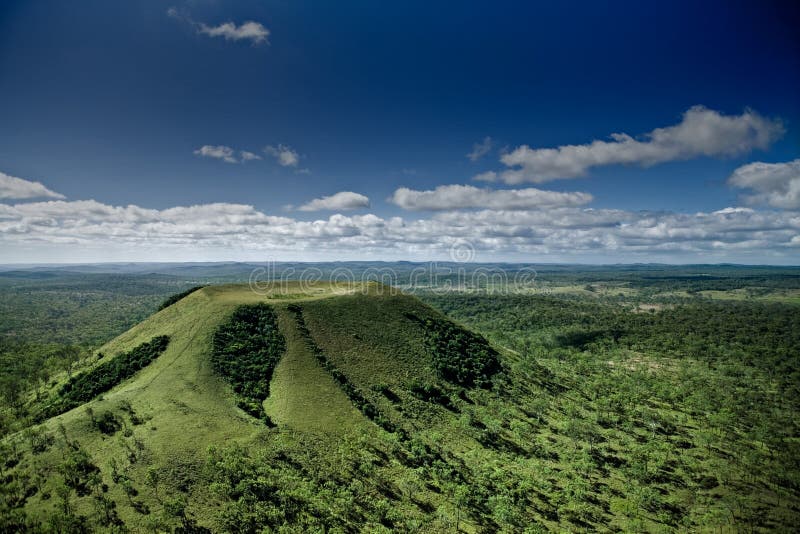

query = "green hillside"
[2,283,798,532]
[2,283,504,531]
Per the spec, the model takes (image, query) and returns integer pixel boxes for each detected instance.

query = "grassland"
[263,306,364,432]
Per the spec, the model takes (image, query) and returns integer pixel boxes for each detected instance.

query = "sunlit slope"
[262,306,364,432]
[298,293,455,429]
[29,283,458,446]
[41,283,362,450]
[11,283,380,524]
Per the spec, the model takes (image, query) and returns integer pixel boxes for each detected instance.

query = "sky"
[0,0,798,264]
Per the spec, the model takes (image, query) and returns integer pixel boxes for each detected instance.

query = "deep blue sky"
[0,1,798,262]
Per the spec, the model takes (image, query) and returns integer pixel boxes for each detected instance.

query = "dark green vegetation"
[0,271,198,345]
[419,292,800,531]
[0,266,798,532]
[39,336,170,420]
[211,303,285,423]
[0,340,84,435]
[0,273,198,435]
[407,312,501,387]
[158,285,206,311]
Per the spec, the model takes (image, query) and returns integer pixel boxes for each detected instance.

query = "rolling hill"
[1,283,515,532]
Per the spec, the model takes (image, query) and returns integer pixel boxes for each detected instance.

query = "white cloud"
[297,192,370,211]
[389,184,592,210]
[0,171,65,200]
[479,106,784,183]
[194,145,261,164]
[2,195,798,262]
[194,145,238,163]
[168,7,270,45]
[728,159,800,210]
[199,21,270,45]
[467,137,493,162]
[264,144,299,167]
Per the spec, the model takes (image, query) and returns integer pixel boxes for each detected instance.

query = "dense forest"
[211,303,285,423]
[0,272,197,345]
[406,312,501,388]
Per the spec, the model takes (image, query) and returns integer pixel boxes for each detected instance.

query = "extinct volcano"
[4,283,524,532]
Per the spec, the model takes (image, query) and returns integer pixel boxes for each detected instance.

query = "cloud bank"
[478,106,784,184]
[390,184,592,210]
[728,159,800,210]
[0,171,65,200]
[297,192,370,211]
[1,198,797,262]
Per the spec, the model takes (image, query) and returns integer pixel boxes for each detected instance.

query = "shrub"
[409,382,457,411]
[92,410,122,435]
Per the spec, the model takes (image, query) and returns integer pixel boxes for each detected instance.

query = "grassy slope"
[15,286,257,526]
[299,292,475,437]
[301,292,439,390]
[295,291,493,531]
[263,306,365,432]
[8,283,373,528]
